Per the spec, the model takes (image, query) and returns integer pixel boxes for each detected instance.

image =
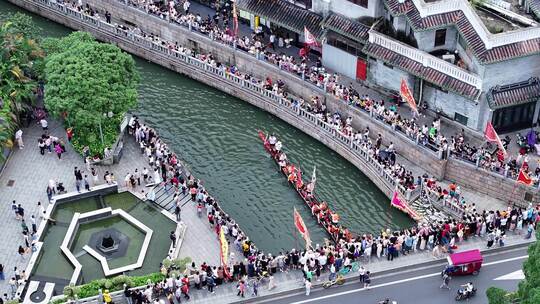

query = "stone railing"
[23,0,426,203]
[368,30,482,89]
[423,186,466,219]
[409,0,540,49]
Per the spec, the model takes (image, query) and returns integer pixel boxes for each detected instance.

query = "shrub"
[486,287,511,304]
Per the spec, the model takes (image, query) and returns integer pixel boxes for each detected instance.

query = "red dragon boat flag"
[400,78,418,114]
[294,207,311,249]
[391,191,421,221]
[484,121,507,158]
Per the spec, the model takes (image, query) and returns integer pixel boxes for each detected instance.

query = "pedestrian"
[8,278,17,299]
[11,201,19,220]
[37,201,45,220]
[103,289,112,304]
[0,264,4,281]
[305,278,311,296]
[174,205,181,222]
[181,282,190,300]
[15,129,23,149]
[84,175,91,191]
[440,272,451,290]
[268,274,276,290]
[46,185,54,202]
[91,168,98,185]
[38,139,45,155]
[363,271,371,289]
[197,202,203,218]
[30,215,37,234]
[174,287,182,303]
[170,231,177,247]
[251,279,259,296]
[17,204,24,220]
[237,280,245,297]
[358,266,366,283]
[18,246,25,260]
[207,275,215,293]
[39,118,48,131]
[54,143,63,159]
[134,169,141,186]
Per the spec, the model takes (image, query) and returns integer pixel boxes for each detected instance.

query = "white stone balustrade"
[409,0,540,49]
[368,30,482,89]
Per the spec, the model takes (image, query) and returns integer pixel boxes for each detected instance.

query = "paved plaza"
[0,118,224,297]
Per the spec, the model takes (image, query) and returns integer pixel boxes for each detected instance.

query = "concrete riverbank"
[8,0,536,208]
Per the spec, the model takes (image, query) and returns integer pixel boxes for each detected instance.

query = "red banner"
[304,26,318,47]
[293,207,311,249]
[484,122,507,157]
[400,78,418,113]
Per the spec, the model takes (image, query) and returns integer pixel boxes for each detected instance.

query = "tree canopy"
[488,230,540,304]
[0,13,44,157]
[44,31,139,156]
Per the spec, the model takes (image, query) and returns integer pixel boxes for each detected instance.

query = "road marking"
[289,255,528,304]
[494,270,525,280]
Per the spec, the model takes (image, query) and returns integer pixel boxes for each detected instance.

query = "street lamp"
[98,111,114,148]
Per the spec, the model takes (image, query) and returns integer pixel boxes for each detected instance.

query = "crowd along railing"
[37,0,444,202]
[107,0,444,159]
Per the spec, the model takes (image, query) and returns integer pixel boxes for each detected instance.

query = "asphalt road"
[256,247,528,304]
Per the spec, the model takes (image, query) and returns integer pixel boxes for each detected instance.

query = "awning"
[487,77,540,109]
[237,0,324,38]
[322,13,371,43]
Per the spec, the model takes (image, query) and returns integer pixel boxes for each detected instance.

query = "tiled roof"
[322,13,371,43]
[383,0,540,64]
[237,0,324,38]
[364,43,480,99]
[527,0,540,19]
[487,77,540,109]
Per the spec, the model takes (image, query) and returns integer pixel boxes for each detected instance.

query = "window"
[454,112,468,126]
[348,0,368,9]
[434,29,447,47]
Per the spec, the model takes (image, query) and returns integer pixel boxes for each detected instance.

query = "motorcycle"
[455,287,476,301]
[322,274,345,289]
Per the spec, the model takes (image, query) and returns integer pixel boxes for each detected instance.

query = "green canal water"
[1,1,413,253]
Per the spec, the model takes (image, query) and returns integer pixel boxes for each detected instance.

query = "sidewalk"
[0,119,223,297]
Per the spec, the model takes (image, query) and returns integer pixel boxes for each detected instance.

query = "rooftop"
[473,0,537,33]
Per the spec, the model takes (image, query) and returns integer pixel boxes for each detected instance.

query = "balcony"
[367,30,482,91]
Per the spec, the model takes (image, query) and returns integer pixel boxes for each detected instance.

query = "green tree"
[0,13,45,157]
[517,229,540,303]
[44,31,139,156]
[488,230,540,304]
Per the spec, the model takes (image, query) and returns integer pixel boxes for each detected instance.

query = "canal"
[0,0,413,253]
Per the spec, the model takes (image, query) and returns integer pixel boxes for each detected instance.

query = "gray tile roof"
[322,13,371,43]
[384,0,540,64]
[487,77,540,109]
[237,0,324,38]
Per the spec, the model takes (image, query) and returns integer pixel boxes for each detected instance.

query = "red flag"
[484,122,507,157]
[293,207,311,248]
[390,191,421,221]
[304,26,318,47]
[517,169,533,186]
[400,78,418,113]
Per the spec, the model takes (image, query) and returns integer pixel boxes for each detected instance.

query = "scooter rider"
[460,282,474,296]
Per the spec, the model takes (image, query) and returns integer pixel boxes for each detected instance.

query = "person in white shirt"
[183,0,190,14]
[39,118,48,130]
[15,129,23,149]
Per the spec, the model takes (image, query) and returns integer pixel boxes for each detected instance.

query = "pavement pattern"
[0,119,223,298]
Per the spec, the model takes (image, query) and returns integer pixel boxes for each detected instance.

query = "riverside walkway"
[0,119,223,297]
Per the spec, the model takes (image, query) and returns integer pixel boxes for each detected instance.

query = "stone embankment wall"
[11,0,539,207]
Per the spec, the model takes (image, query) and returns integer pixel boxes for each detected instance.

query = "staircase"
[150,184,192,213]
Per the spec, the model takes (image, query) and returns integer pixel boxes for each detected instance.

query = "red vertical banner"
[356,58,367,81]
